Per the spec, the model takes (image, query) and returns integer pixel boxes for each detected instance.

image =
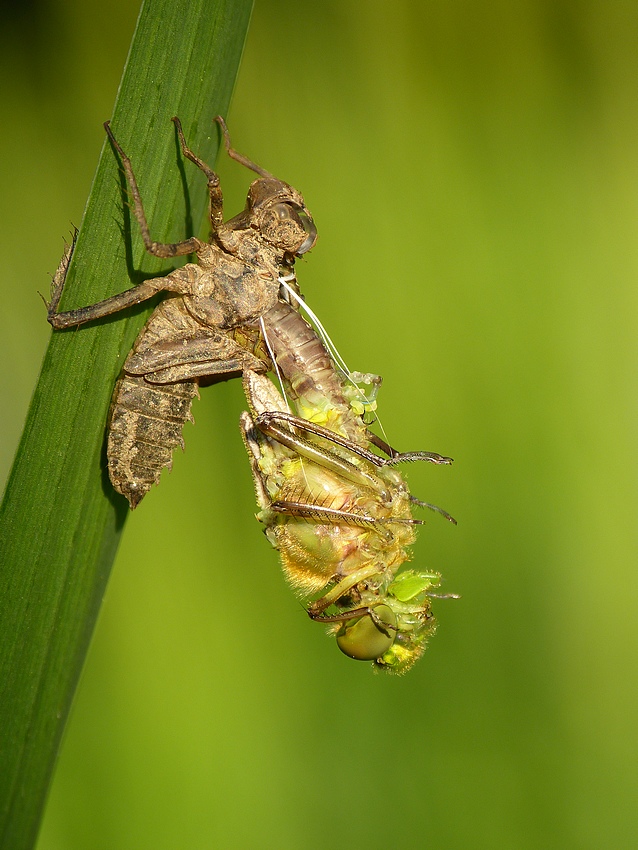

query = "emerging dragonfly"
[241,365,455,672]
[235,264,455,672]
[48,118,455,671]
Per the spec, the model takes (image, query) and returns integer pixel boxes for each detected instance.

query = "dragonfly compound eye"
[295,211,317,256]
[261,203,317,255]
[336,605,398,661]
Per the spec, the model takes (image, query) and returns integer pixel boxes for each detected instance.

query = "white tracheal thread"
[278,278,363,396]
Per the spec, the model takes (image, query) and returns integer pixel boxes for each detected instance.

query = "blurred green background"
[2,0,638,847]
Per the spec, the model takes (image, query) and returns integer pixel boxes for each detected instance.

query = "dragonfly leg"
[307,603,397,640]
[47,122,213,330]
[45,230,172,330]
[172,117,224,236]
[239,405,419,534]
[215,115,274,179]
[307,564,381,616]
[269,499,422,531]
[366,431,451,465]
[48,274,170,329]
[253,410,387,496]
[256,410,453,467]
[104,121,202,259]
[409,494,457,525]
[46,259,205,329]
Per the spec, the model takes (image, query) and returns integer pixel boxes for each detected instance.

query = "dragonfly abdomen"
[262,300,346,407]
[107,373,197,508]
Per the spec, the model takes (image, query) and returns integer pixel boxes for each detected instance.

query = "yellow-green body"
[240,368,444,673]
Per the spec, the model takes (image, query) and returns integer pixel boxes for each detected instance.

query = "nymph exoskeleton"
[48,117,317,506]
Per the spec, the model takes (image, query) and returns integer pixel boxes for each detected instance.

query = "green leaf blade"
[0,0,253,846]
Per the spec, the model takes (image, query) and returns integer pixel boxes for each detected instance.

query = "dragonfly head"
[331,569,446,673]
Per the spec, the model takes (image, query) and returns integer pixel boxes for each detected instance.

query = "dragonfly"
[229,257,456,672]
[47,118,456,670]
[240,354,456,673]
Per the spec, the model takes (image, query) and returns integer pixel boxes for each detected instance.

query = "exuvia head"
[215,116,317,257]
[247,179,317,256]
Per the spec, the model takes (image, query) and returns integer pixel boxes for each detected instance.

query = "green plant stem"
[0,0,253,846]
